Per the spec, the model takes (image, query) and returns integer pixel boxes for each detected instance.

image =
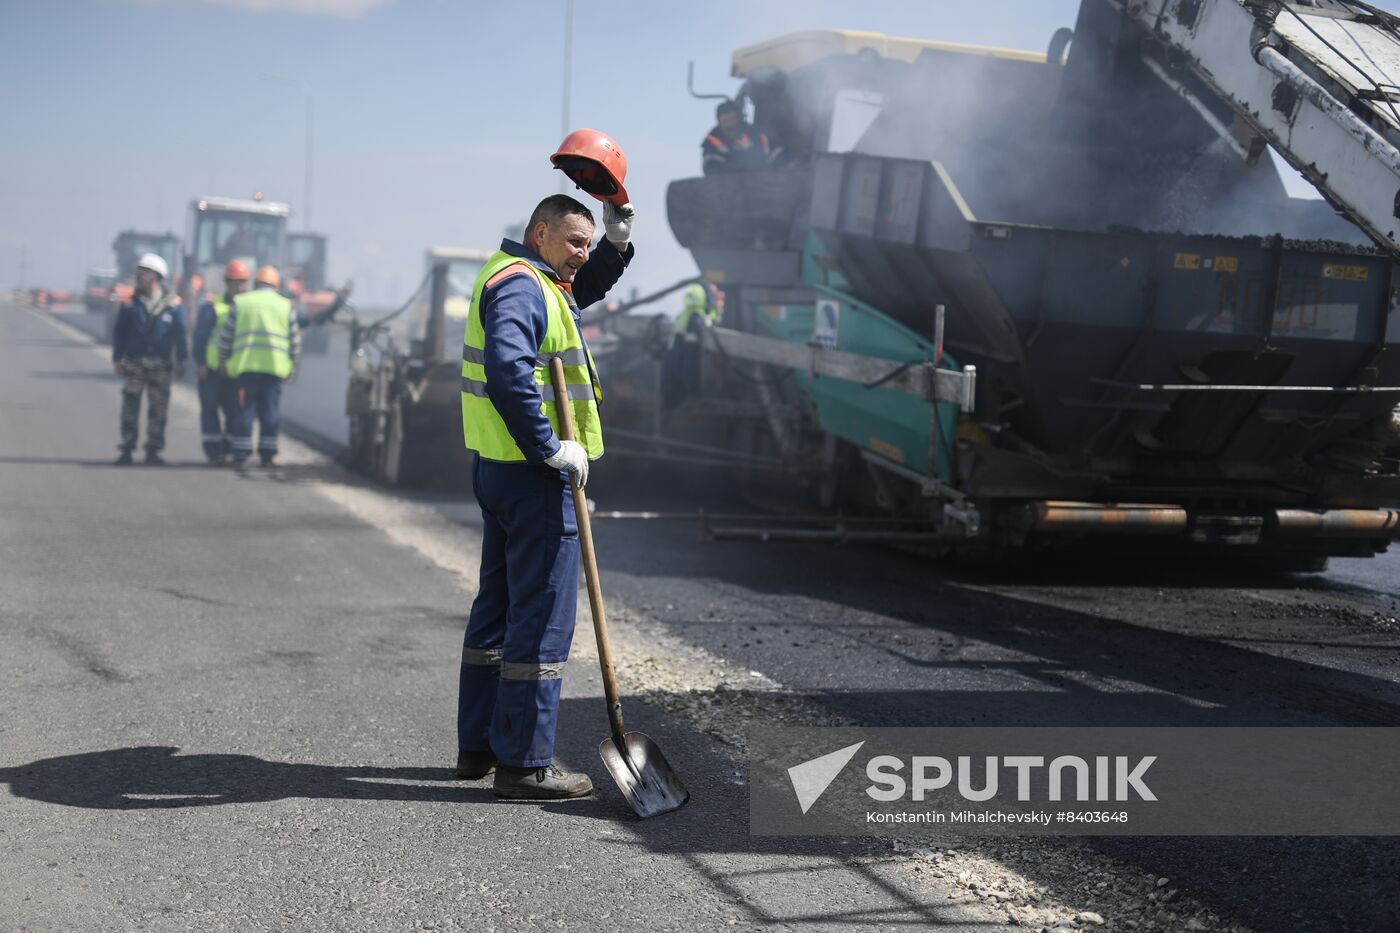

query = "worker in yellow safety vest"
[216,265,299,469]
[456,190,635,800]
[662,280,721,408]
[192,260,249,464]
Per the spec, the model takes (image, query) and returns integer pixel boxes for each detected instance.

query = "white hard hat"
[136,252,168,279]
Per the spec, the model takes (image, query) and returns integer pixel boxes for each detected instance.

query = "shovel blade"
[599,731,689,819]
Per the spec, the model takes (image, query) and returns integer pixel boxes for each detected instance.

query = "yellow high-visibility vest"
[460,251,603,461]
[205,297,231,369]
[226,288,293,379]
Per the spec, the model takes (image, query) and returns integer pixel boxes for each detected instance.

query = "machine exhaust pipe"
[1025,501,1188,535]
[1025,503,1400,541]
[1272,509,1400,538]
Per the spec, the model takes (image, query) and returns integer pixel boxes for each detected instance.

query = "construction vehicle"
[351,1,1400,568]
[286,231,339,354]
[344,247,489,486]
[286,231,328,294]
[180,195,290,311]
[615,0,1400,567]
[106,230,180,341]
[83,268,115,314]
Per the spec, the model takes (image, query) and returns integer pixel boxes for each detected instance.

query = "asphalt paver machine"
[646,0,1400,565]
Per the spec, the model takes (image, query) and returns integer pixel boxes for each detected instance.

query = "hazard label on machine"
[1173,253,1202,270]
[1322,264,1369,281]
[813,298,840,348]
[868,436,904,463]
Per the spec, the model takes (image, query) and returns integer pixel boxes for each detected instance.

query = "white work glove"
[603,201,635,252]
[545,439,590,489]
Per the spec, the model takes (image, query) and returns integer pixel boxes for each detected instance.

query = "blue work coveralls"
[458,236,632,768]
[191,299,238,461]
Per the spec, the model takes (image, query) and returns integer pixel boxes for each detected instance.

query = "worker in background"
[702,99,773,175]
[191,260,249,465]
[457,192,634,800]
[672,281,721,347]
[217,265,299,470]
[662,281,721,409]
[111,253,186,465]
[294,279,354,329]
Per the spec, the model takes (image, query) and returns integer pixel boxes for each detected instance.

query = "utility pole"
[305,96,314,231]
[257,72,313,229]
[560,0,574,193]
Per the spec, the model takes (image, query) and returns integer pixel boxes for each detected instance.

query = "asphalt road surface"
[7,301,1400,932]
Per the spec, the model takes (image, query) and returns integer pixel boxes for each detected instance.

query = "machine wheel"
[382,401,405,486]
[348,413,373,474]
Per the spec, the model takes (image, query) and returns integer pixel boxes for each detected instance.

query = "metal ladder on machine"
[1109,0,1400,259]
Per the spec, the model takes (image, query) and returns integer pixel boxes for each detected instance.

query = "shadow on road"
[4,709,1398,931]
[10,339,92,349]
[0,738,1001,929]
[0,746,488,809]
[29,370,119,381]
[0,457,219,470]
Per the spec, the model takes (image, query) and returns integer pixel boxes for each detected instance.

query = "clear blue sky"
[1,0,1395,304]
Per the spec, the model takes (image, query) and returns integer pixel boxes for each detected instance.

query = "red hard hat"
[224,259,250,281]
[255,265,281,289]
[550,128,630,205]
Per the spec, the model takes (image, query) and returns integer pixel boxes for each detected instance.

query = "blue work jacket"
[112,294,188,364]
[481,237,632,462]
[191,299,224,367]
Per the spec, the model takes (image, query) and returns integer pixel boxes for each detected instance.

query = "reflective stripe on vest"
[226,288,293,379]
[206,297,231,369]
[460,251,604,462]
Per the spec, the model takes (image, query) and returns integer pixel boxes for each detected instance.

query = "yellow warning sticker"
[868,436,905,464]
[1213,256,1239,273]
[1323,263,1370,281]
[1174,253,1202,270]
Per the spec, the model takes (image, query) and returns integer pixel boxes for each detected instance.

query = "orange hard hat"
[550,128,629,206]
[224,259,250,281]
[254,265,281,289]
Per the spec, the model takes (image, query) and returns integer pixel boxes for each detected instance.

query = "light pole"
[257,72,313,230]
[560,0,574,193]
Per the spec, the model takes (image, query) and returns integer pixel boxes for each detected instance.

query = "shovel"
[550,357,690,818]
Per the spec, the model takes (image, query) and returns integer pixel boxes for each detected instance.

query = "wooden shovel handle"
[549,357,627,741]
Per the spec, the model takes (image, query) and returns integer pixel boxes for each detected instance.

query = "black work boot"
[143,450,165,466]
[114,450,134,466]
[493,762,593,800]
[455,749,497,780]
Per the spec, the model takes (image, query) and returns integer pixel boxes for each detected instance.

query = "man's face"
[532,214,594,283]
[226,278,249,297]
[136,268,159,294]
[718,111,741,134]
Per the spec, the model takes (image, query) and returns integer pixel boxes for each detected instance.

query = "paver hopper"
[662,14,1400,561]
